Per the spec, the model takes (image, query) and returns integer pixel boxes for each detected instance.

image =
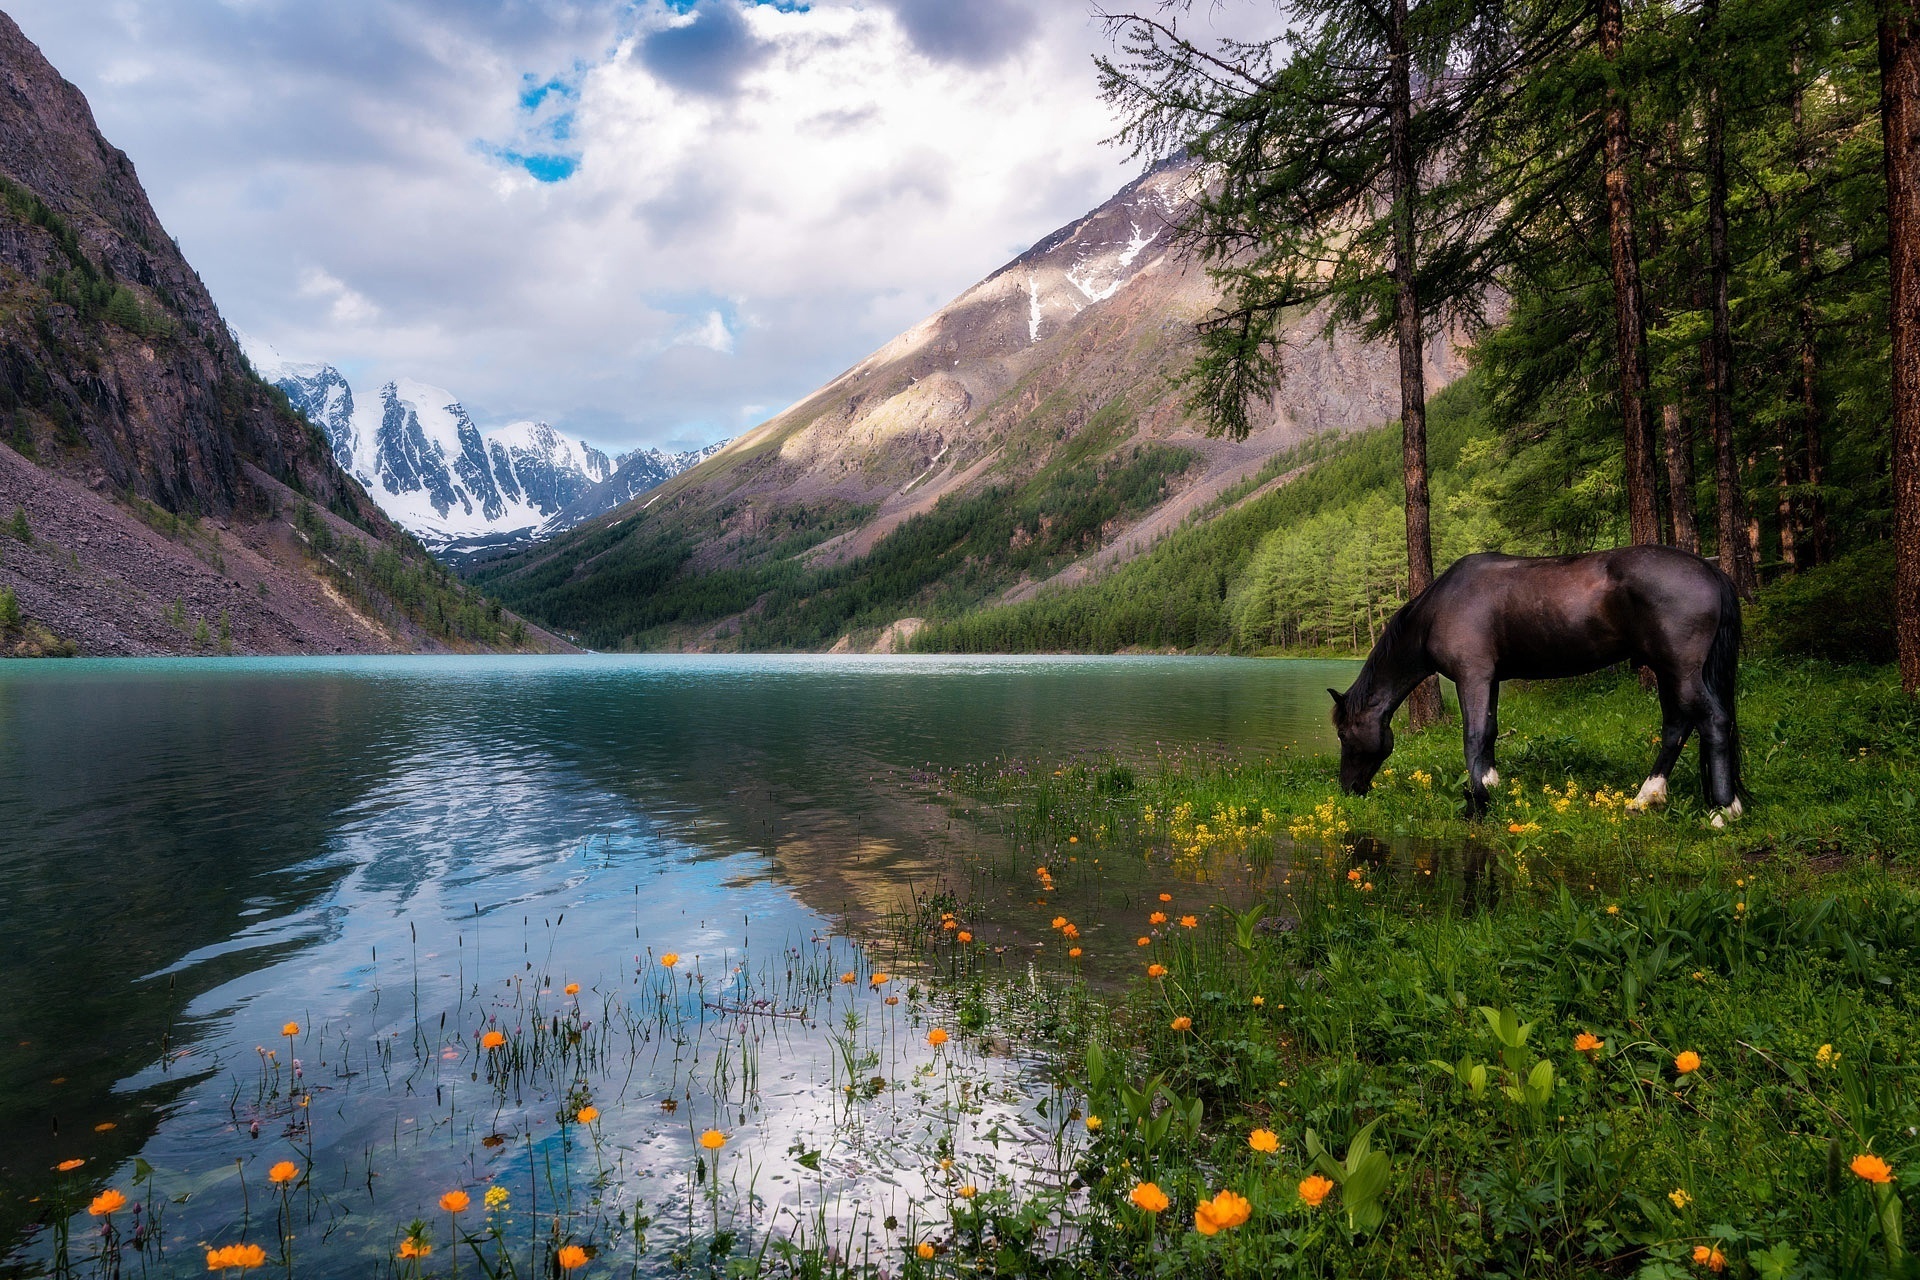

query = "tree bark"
[1664,403,1700,554]
[1792,58,1825,566]
[1389,0,1443,729]
[1705,0,1758,597]
[1600,0,1661,547]
[1884,3,1920,692]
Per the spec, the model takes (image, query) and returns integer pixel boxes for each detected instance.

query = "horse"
[1328,546,1743,823]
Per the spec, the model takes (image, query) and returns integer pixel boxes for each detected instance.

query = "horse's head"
[1329,687,1392,795]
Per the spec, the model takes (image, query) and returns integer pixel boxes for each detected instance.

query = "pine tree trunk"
[1706,1,1758,598]
[1600,0,1661,547]
[1389,0,1442,729]
[1792,59,1825,566]
[1884,3,1920,692]
[1664,403,1700,554]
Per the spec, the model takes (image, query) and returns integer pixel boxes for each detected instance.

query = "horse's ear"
[1328,688,1345,708]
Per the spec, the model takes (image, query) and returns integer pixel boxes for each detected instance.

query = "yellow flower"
[440,1189,470,1213]
[699,1130,727,1150]
[1669,1188,1692,1209]
[1606,905,1620,916]
[1170,1016,1192,1031]
[484,1185,509,1210]
[481,1029,506,1049]
[564,983,580,995]
[927,1028,949,1047]
[1297,1174,1335,1208]
[1251,995,1265,1007]
[1248,1129,1279,1153]
[957,1185,977,1199]
[1129,1181,1169,1213]
[576,1106,599,1124]
[1180,915,1198,929]
[1085,1115,1103,1132]
[268,1161,298,1184]
[1193,1188,1252,1235]
[1851,1153,1895,1184]
[281,1022,300,1038]
[1149,911,1168,925]
[1574,1032,1604,1054]
[1692,1244,1726,1272]
[1674,1050,1702,1075]
[917,1242,936,1259]
[88,1189,126,1217]
[557,1244,589,1270]
[1147,964,1167,978]
[1816,1043,1840,1068]
[660,953,679,968]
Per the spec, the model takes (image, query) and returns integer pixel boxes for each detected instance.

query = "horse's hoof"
[1628,777,1668,812]
[1709,812,1724,829]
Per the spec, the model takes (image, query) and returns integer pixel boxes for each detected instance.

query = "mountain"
[250,345,723,559]
[0,13,560,656]
[471,156,1469,651]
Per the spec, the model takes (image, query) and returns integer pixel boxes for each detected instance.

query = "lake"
[0,654,1350,1276]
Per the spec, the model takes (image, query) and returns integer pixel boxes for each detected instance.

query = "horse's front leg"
[1630,681,1693,811]
[1458,674,1499,818]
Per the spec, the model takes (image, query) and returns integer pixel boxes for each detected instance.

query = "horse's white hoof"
[1628,776,1668,811]
[1710,812,1725,829]
[1729,797,1744,818]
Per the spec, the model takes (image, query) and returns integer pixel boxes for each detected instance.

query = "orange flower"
[1180,915,1197,928]
[927,1028,949,1047]
[557,1244,589,1270]
[1298,1174,1335,1207]
[1508,822,1526,834]
[1159,893,1173,902]
[281,1022,299,1038]
[1193,1189,1252,1235]
[1062,923,1080,939]
[870,972,890,987]
[916,1242,936,1260]
[1170,1016,1192,1031]
[840,972,857,984]
[1068,947,1083,958]
[1674,1050,1702,1074]
[1248,1129,1279,1153]
[885,994,900,1005]
[396,1238,431,1259]
[1147,963,1167,978]
[576,1106,599,1124]
[1051,916,1068,930]
[564,983,580,995]
[88,1189,126,1217]
[957,1184,977,1199]
[1137,936,1150,947]
[1851,1153,1895,1184]
[941,919,958,931]
[1149,911,1168,925]
[1347,869,1361,882]
[1574,1032,1604,1054]
[660,952,680,967]
[481,1029,506,1049]
[268,1161,298,1185]
[205,1243,267,1270]
[56,1159,84,1172]
[1129,1181,1169,1213]
[1691,1244,1726,1272]
[957,931,972,943]
[699,1130,727,1150]
[440,1189,470,1213]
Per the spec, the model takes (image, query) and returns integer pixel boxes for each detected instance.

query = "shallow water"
[0,654,1348,1275]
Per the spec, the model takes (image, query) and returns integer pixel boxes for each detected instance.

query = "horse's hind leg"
[1630,675,1694,811]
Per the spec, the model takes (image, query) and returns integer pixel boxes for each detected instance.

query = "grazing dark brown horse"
[1330,547,1743,823]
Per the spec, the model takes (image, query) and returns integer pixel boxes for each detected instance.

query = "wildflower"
[1170,1016,1192,1031]
[1297,1174,1335,1208]
[1085,1115,1103,1132]
[1068,947,1083,958]
[1851,1153,1895,1184]
[870,972,890,987]
[1735,902,1745,914]
[699,1130,727,1150]
[1816,1043,1840,1069]
[557,1244,589,1270]
[1606,905,1620,916]
[564,982,579,995]
[56,1159,84,1172]
[1193,1189,1252,1235]
[941,920,957,932]
[1347,869,1362,882]
[1147,964,1167,978]
[1137,937,1150,947]
[957,1185,977,1199]
[397,1239,431,1260]
[268,1161,298,1184]
[1508,822,1525,834]
[917,1242,936,1260]
[1674,1051,1702,1075]
[927,1028,949,1047]
[1669,1188,1692,1209]
[1069,835,1078,843]
[1150,911,1168,925]
[1180,915,1197,928]
[1062,923,1080,939]
[840,972,857,984]
[1693,971,1705,982]
[957,930,973,943]
[1691,1244,1726,1272]
[440,1189,470,1213]
[484,1186,509,1210]
[1251,996,1265,1007]
[1051,916,1068,930]
[88,1189,126,1217]
[576,1106,599,1124]
[1412,769,1432,787]
[1129,1181,1170,1213]
[481,1030,506,1049]
[1159,893,1172,902]
[281,1022,299,1038]
[1362,882,1374,892]
[660,953,679,967]
[886,994,901,1004]
[1248,1129,1279,1153]
[205,1243,267,1270]
[1574,1032,1604,1054]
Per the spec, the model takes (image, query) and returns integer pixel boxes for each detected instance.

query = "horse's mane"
[1346,594,1422,715]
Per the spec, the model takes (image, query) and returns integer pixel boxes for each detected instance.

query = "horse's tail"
[1704,567,1744,800]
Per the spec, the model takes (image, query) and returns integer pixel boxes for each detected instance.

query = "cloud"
[4,0,1134,454]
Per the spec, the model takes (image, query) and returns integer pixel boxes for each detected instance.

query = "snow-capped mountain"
[242,339,721,554]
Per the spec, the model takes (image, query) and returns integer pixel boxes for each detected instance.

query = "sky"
[6,0,1162,456]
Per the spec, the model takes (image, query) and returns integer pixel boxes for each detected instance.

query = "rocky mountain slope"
[473,156,1469,652]
[253,343,724,560]
[0,12,560,656]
